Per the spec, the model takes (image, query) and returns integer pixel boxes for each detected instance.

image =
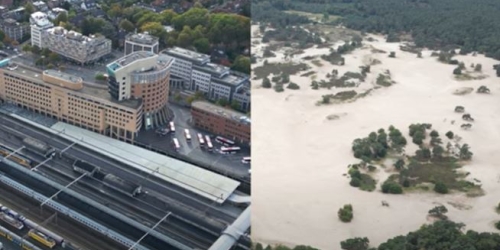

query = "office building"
[124,32,159,56]
[161,47,251,111]
[0,18,29,41]
[106,51,174,129]
[0,62,143,142]
[191,101,250,144]
[44,26,112,64]
[30,12,53,48]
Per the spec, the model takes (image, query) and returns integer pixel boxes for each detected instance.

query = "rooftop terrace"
[192,101,250,125]
[126,32,159,45]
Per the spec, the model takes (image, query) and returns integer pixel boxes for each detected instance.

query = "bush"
[430,130,439,137]
[287,82,300,90]
[350,178,361,187]
[445,131,454,139]
[274,83,284,92]
[474,63,482,72]
[382,181,403,194]
[95,73,106,81]
[389,51,396,58]
[453,67,462,75]
[496,221,500,230]
[434,182,448,194]
[262,77,271,88]
[338,204,353,222]
[340,237,370,250]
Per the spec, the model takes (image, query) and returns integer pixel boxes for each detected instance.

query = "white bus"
[205,135,213,151]
[197,133,205,145]
[241,157,251,164]
[169,122,175,133]
[215,136,235,146]
[172,138,180,150]
[184,129,191,140]
[220,146,240,154]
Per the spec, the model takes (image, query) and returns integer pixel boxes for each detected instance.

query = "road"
[0,112,251,249]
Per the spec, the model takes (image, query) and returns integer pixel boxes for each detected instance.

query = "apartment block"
[124,32,159,56]
[44,26,112,64]
[30,12,53,48]
[161,47,251,111]
[106,51,174,129]
[0,18,29,41]
[191,101,250,144]
[0,62,143,142]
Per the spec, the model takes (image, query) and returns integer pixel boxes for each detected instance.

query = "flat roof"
[50,122,240,203]
[113,51,155,68]
[192,101,250,124]
[44,69,82,84]
[3,64,141,109]
[163,47,210,65]
[126,32,159,45]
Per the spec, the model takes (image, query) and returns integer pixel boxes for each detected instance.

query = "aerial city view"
[252,0,500,249]
[0,0,251,249]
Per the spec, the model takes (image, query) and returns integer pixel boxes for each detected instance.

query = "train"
[0,204,65,248]
[22,137,56,158]
[72,160,98,175]
[103,173,142,197]
[28,229,56,249]
[0,144,32,169]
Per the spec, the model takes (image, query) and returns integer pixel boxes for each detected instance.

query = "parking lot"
[136,104,251,179]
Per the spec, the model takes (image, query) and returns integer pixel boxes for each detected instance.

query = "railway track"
[0,180,124,250]
[0,114,240,224]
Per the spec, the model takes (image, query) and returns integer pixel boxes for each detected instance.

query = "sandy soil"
[251,24,500,249]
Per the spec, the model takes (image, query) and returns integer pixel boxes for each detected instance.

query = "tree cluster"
[252,243,319,250]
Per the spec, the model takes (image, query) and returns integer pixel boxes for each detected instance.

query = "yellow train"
[28,229,56,249]
[0,144,32,169]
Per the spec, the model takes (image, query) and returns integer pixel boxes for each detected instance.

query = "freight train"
[0,144,32,169]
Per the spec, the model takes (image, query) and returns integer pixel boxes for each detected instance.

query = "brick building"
[191,101,250,144]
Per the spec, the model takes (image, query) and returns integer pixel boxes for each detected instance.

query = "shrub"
[445,131,454,139]
[338,204,353,222]
[382,181,403,194]
[350,178,361,187]
[287,82,300,90]
[496,221,500,230]
[434,182,449,194]
[453,67,462,75]
[389,51,396,58]
[274,83,284,92]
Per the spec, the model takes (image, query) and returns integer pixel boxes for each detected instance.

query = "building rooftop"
[192,101,250,124]
[162,47,211,65]
[43,69,82,85]
[46,26,107,44]
[3,64,141,109]
[108,52,174,74]
[30,12,52,27]
[126,32,159,45]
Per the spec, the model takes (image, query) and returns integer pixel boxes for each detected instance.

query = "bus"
[241,157,251,164]
[28,230,56,249]
[215,136,235,146]
[169,122,175,134]
[205,135,213,151]
[173,138,180,151]
[197,133,205,145]
[220,146,241,154]
[184,129,191,141]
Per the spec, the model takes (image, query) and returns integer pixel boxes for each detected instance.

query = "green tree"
[340,237,370,250]
[434,182,448,194]
[54,12,68,26]
[338,204,354,222]
[193,38,210,54]
[231,56,251,74]
[459,144,473,160]
[412,131,425,145]
[217,98,229,107]
[382,181,403,194]
[120,19,135,32]
[22,44,31,53]
[262,77,271,88]
[172,8,209,31]
[428,205,448,220]
[432,145,444,158]
[474,63,482,72]
[430,130,439,137]
[394,159,405,170]
[445,131,454,139]
[453,67,462,75]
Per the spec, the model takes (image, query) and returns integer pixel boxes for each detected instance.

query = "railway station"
[0,111,251,250]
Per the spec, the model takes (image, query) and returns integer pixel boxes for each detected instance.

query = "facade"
[124,32,159,56]
[0,62,143,142]
[43,26,112,64]
[0,18,29,41]
[30,12,53,48]
[161,47,251,112]
[107,51,174,129]
[191,101,250,144]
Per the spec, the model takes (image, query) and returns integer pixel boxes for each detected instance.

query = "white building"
[30,12,53,48]
[161,47,251,111]
[124,32,159,56]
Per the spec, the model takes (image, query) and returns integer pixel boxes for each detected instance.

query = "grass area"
[254,62,309,79]
[455,73,488,81]
[284,10,340,23]
[398,158,482,195]
[311,59,323,67]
